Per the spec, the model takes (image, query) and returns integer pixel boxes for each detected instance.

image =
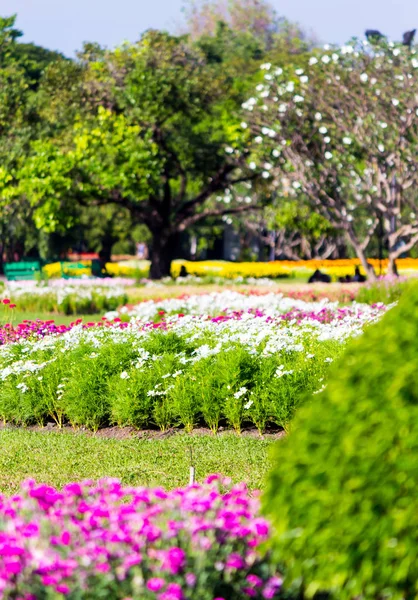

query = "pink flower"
[147,578,165,592]
[159,583,183,600]
[2,299,10,305]
[226,553,245,570]
[55,584,70,594]
[162,547,186,574]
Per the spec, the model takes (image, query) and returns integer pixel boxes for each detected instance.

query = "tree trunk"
[149,231,177,280]
[345,232,377,282]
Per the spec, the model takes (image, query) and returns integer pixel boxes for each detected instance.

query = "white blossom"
[360,73,368,83]
[324,151,333,159]
[343,137,352,145]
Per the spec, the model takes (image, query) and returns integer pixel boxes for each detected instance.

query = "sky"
[1,0,418,56]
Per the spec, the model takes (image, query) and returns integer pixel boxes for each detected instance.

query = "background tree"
[245,40,418,276]
[19,31,263,278]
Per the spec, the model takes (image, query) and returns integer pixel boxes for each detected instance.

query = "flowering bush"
[0,476,283,599]
[0,292,386,432]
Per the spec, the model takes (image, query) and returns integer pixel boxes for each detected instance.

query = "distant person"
[339,275,352,283]
[136,242,148,260]
[179,265,188,278]
[308,269,331,283]
[352,266,366,283]
[98,250,113,278]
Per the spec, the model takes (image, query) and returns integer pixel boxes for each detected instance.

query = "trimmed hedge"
[264,284,418,599]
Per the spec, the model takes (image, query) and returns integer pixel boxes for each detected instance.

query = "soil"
[0,422,286,441]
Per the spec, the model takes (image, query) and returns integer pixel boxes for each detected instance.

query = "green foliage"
[264,284,418,599]
[0,331,339,433]
[356,277,409,305]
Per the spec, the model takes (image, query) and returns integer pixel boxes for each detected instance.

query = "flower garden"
[1,275,413,598]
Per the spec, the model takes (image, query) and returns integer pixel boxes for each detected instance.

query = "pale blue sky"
[1,0,418,56]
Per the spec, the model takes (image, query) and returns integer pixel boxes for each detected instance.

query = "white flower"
[256,84,264,91]
[300,75,309,83]
[260,62,271,70]
[292,181,301,189]
[332,53,339,61]
[315,112,322,121]
[275,67,283,75]
[249,161,257,170]
[380,122,388,128]
[272,149,280,157]
[244,399,254,410]
[324,136,331,143]
[262,171,270,179]
[293,94,304,102]
[278,103,287,113]
[286,81,295,92]
[264,162,273,170]
[120,371,130,380]
[324,357,333,363]
[321,55,331,64]
[255,136,263,143]
[319,126,328,134]
[241,122,248,129]
[378,144,385,152]
[324,151,333,159]
[309,57,318,65]
[360,73,368,83]
[341,45,353,54]
[264,74,272,81]
[412,58,418,68]
[295,68,304,75]
[393,48,400,56]
[343,137,352,144]
[225,146,234,154]
[392,98,400,106]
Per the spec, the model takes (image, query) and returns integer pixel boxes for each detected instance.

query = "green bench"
[4,261,42,281]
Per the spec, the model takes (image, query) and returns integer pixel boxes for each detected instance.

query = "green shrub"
[356,277,408,305]
[264,284,418,599]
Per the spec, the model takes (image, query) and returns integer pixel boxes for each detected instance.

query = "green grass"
[0,429,274,494]
[8,311,104,326]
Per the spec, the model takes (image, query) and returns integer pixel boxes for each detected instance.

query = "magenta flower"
[147,577,166,592]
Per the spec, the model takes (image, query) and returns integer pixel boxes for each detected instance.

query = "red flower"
[9,304,16,309]
[2,298,10,305]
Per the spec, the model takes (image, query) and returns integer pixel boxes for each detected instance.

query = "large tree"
[245,39,418,276]
[19,31,262,278]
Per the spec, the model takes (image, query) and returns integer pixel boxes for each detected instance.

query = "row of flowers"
[0,476,283,599]
[0,292,387,432]
[34,258,418,282]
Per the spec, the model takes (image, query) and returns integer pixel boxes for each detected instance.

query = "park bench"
[4,260,42,281]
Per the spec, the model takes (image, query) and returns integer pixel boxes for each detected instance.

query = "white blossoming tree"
[245,41,418,276]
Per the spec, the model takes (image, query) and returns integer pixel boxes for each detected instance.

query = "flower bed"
[0,476,282,599]
[1,280,130,315]
[0,292,386,433]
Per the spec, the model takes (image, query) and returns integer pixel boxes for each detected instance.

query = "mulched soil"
[0,422,285,440]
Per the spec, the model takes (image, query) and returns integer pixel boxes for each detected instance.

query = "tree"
[245,40,418,277]
[19,32,261,278]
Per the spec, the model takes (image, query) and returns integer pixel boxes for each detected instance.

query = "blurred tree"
[245,40,418,277]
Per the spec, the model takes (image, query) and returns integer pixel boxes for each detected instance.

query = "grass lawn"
[8,311,104,326]
[0,429,275,494]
